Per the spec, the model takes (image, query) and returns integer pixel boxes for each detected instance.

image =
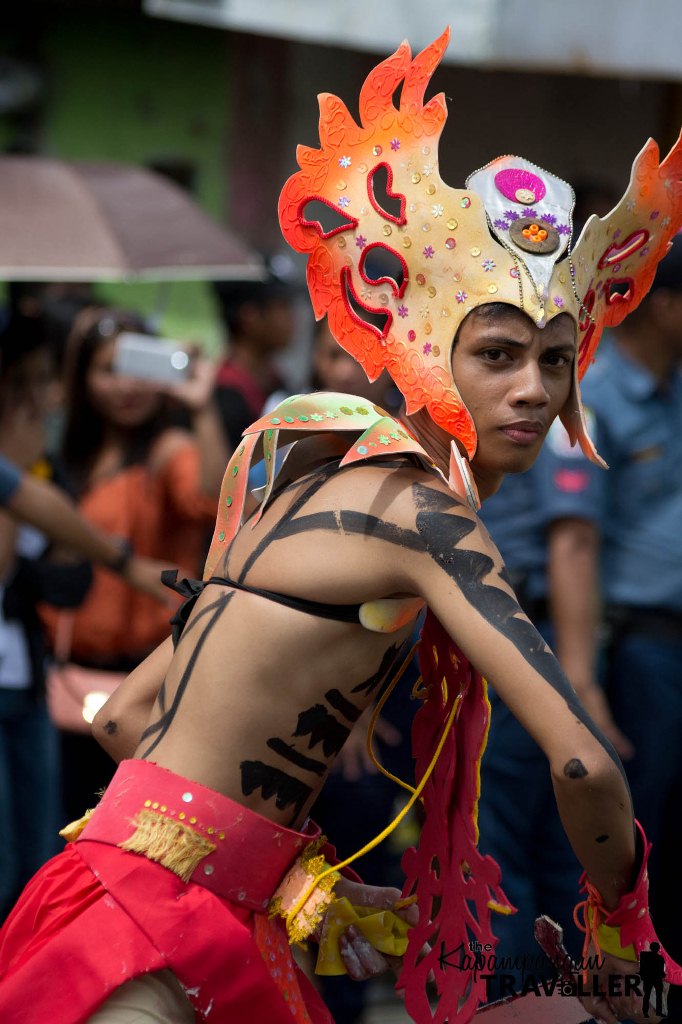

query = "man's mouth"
[499,420,545,445]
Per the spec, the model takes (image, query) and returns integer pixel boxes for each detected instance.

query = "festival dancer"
[0,28,680,1024]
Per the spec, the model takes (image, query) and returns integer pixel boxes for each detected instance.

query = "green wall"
[2,10,235,351]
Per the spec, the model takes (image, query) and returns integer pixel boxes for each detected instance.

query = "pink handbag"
[46,614,127,733]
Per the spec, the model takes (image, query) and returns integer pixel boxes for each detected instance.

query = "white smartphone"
[113,332,190,384]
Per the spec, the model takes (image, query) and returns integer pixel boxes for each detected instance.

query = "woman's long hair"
[61,306,174,492]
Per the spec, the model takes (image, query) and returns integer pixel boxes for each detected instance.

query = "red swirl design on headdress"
[278,28,477,456]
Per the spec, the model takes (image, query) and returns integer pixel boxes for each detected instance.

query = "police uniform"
[581,339,682,899]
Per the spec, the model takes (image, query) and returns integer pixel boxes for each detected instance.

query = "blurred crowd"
[0,232,680,1023]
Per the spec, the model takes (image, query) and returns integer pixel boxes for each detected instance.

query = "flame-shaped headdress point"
[279,30,682,464]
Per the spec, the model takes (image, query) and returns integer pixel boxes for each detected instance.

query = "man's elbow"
[549,746,620,793]
[91,702,124,759]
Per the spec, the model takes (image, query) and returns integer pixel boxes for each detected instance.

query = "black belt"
[605,605,682,643]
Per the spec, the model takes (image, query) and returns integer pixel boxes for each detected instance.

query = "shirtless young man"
[0,30,680,1024]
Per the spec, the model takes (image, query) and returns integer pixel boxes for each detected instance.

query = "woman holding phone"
[40,307,227,817]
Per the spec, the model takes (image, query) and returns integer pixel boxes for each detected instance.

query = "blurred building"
[1,0,681,343]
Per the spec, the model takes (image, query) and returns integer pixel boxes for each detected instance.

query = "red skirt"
[0,760,334,1024]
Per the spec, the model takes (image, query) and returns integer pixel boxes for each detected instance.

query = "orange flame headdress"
[279,28,682,465]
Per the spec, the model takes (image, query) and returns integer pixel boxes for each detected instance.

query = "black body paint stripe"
[564,758,588,779]
[237,462,341,583]
[266,737,327,775]
[351,643,400,695]
[293,704,350,757]
[276,509,425,550]
[175,595,230,648]
[140,592,232,757]
[325,689,362,722]
[240,760,312,825]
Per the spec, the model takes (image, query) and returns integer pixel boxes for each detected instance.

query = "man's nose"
[509,360,549,405]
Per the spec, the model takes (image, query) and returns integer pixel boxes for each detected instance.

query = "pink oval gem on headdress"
[445,238,456,249]
[494,168,547,206]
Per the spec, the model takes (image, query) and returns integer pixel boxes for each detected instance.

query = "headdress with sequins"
[278,27,682,469]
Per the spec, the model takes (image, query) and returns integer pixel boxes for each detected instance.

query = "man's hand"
[163,351,217,414]
[333,878,418,981]
[574,682,634,761]
[122,555,176,605]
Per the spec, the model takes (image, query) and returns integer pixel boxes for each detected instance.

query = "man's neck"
[400,407,500,502]
[400,407,450,477]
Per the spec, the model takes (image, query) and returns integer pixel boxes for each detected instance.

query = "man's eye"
[482,348,509,362]
[543,352,571,367]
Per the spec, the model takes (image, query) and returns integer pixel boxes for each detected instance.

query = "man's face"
[451,305,576,487]
[313,322,390,403]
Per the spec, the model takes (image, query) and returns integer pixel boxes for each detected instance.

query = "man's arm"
[548,516,633,758]
[162,354,229,498]
[5,473,172,602]
[92,636,174,762]
[391,477,635,911]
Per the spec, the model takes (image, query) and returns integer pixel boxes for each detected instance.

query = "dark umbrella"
[0,156,264,281]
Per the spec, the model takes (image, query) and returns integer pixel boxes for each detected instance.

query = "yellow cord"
[365,638,421,797]
[285,680,463,935]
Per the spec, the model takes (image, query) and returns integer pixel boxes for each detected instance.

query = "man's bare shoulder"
[336,457,476,530]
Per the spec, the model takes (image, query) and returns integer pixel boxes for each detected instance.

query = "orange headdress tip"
[278,29,482,455]
[571,127,682,382]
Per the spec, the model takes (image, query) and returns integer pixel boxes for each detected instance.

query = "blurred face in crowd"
[240,297,295,353]
[1,346,58,418]
[86,337,162,430]
[651,288,682,359]
[313,321,391,405]
[451,304,576,485]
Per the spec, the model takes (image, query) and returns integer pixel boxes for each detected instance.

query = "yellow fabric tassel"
[119,809,216,882]
[269,840,340,944]
[59,808,95,842]
[315,897,411,976]
[589,905,637,962]
[596,922,637,961]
